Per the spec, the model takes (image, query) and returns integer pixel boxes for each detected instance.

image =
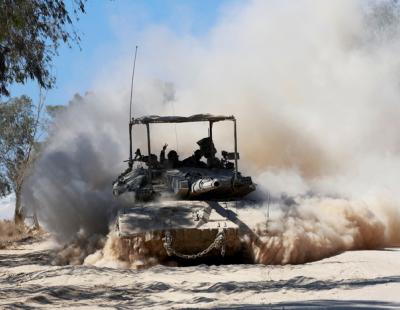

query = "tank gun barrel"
[190,178,220,196]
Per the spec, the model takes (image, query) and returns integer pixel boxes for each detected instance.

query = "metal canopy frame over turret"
[128,114,239,179]
[131,114,235,124]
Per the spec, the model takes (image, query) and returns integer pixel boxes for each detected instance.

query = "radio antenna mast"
[129,45,138,122]
[128,46,138,169]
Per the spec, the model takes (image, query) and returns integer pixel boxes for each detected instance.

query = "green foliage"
[0,95,63,196]
[46,105,66,119]
[0,94,59,224]
[0,0,86,96]
[0,174,10,196]
[0,95,35,195]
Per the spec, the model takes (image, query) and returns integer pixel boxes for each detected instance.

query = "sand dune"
[1,235,400,309]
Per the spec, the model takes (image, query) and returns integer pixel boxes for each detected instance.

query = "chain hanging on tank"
[163,229,226,259]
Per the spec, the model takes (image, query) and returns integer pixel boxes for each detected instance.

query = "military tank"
[112,114,257,265]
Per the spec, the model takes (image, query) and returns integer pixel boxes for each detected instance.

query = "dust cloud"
[23,0,400,266]
[253,195,400,265]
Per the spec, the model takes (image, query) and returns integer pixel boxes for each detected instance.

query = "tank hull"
[115,200,255,265]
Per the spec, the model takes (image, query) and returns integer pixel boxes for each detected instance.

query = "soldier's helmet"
[197,137,216,158]
[167,150,179,162]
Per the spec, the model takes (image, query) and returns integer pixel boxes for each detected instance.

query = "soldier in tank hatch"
[197,137,222,168]
[160,143,182,168]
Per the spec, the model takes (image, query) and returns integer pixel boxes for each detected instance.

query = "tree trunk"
[14,189,24,226]
[32,209,40,229]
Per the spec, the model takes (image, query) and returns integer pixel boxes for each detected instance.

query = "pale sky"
[9,0,235,106]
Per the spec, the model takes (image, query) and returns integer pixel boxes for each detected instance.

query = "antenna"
[129,45,138,122]
[128,46,138,169]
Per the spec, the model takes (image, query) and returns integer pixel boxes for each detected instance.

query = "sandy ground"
[0,236,400,309]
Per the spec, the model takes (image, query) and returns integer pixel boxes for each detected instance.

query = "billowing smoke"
[24,0,400,263]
